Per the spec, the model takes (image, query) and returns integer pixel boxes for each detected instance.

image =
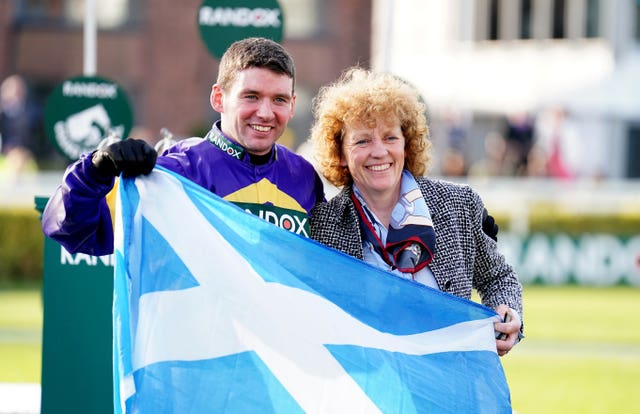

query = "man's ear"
[210,84,223,112]
[289,93,297,120]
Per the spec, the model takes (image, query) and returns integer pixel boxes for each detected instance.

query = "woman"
[309,68,523,356]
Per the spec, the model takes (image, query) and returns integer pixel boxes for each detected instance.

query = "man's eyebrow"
[240,88,292,99]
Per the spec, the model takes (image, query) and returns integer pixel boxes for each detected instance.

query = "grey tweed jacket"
[310,177,523,318]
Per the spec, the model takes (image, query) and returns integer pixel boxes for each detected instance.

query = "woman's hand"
[494,304,522,357]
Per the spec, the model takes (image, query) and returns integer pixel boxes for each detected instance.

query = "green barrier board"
[37,197,114,414]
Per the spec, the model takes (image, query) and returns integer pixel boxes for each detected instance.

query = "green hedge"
[503,200,640,236]
[529,212,640,236]
[0,208,44,283]
[1,205,639,283]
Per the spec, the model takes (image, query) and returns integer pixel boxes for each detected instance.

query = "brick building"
[0,0,372,165]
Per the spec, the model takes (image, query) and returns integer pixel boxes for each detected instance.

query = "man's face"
[211,67,296,156]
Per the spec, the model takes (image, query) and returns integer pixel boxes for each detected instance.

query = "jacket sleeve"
[41,153,116,256]
[467,186,523,320]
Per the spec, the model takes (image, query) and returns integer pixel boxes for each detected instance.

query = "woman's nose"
[370,137,388,156]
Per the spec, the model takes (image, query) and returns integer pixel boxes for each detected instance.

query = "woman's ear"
[339,156,347,167]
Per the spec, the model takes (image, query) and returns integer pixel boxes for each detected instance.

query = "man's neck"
[248,150,272,165]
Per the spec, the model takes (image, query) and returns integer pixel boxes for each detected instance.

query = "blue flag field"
[113,166,512,413]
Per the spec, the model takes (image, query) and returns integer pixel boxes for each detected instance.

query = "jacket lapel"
[419,179,452,291]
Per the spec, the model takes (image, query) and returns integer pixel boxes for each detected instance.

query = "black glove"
[482,208,499,242]
[92,138,157,178]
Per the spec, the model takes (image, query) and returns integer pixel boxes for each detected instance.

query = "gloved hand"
[482,208,499,242]
[92,138,157,178]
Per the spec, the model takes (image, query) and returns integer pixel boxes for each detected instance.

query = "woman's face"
[340,118,405,200]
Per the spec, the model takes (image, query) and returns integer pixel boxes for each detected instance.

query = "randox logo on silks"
[234,202,310,237]
[197,0,284,60]
[206,127,244,160]
[44,75,133,161]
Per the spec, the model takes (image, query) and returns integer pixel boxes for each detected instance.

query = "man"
[42,37,325,256]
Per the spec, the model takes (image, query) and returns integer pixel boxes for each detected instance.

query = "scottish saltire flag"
[113,166,512,414]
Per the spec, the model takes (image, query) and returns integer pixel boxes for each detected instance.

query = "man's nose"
[256,99,274,119]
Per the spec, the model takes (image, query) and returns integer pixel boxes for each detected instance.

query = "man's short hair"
[217,37,296,92]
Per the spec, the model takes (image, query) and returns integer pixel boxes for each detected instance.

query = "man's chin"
[245,138,277,154]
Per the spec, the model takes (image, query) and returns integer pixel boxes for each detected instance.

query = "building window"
[552,0,566,39]
[17,0,136,29]
[520,0,533,39]
[476,0,605,41]
[635,0,640,41]
[489,0,500,40]
[585,0,599,38]
[279,0,321,39]
[627,125,640,178]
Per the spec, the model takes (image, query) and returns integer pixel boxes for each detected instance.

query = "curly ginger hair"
[309,67,432,188]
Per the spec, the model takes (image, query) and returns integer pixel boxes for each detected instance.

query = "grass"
[0,343,41,382]
[0,285,638,413]
[501,286,640,413]
[504,352,639,413]
[0,289,42,383]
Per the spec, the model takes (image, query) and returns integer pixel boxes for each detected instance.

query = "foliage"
[4,204,640,283]
[525,200,640,236]
[0,208,44,282]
